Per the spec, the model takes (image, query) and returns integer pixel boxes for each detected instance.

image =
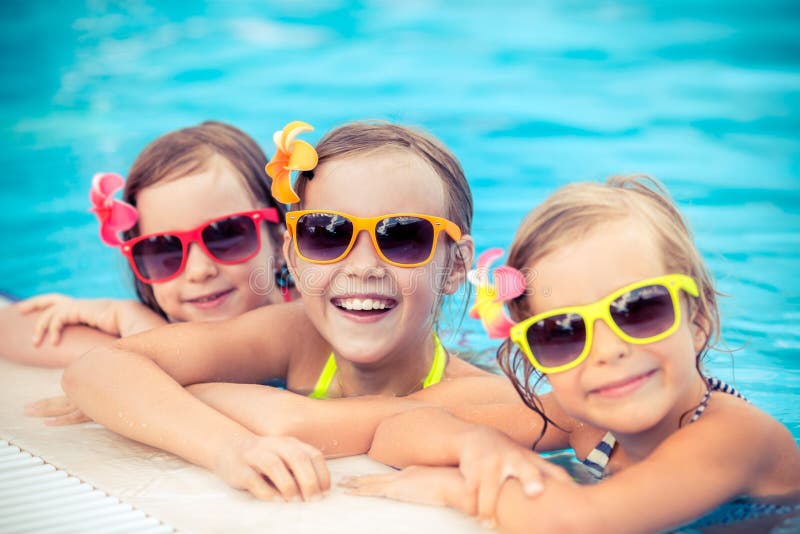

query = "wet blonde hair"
[121,121,287,318]
[498,175,720,434]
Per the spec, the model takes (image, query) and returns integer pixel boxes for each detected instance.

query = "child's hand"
[19,294,119,345]
[24,395,91,425]
[216,435,330,502]
[340,466,472,511]
[459,426,572,521]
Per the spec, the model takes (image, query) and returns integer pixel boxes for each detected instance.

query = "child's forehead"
[302,149,448,217]
[136,159,260,233]
[525,221,667,311]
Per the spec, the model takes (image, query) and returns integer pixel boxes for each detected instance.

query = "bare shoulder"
[443,354,494,377]
[254,301,330,389]
[697,393,800,495]
[409,355,521,405]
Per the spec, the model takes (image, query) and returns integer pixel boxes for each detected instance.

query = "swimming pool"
[1,0,798,456]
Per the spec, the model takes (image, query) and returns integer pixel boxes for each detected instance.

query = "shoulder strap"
[582,432,616,478]
[309,332,447,398]
[422,333,447,388]
[308,353,337,399]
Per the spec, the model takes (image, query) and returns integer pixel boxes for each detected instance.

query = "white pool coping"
[0,338,485,533]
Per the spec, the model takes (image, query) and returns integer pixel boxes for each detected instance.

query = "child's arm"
[353,401,800,533]
[0,295,167,368]
[492,412,798,534]
[367,401,574,520]
[368,393,573,467]
[189,383,432,457]
[0,302,122,367]
[24,396,90,425]
[184,358,522,456]
[20,294,166,344]
[63,302,329,499]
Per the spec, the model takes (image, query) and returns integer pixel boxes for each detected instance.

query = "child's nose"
[586,318,629,366]
[183,242,219,282]
[343,230,387,277]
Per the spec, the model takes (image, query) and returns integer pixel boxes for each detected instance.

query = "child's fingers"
[48,313,69,346]
[31,308,56,346]
[24,396,76,418]
[45,410,91,426]
[533,457,572,483]
[242,470,279,501]
[296,443,330,497]
[338,473,394,495]
[18,294,59,314]
[277,444,326,501]
[309,445,331,492]
[254,453,300,501]
[477,470,505,521]
[514,461,545,496]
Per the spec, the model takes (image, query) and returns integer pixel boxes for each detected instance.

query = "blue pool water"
[1,0,798,453]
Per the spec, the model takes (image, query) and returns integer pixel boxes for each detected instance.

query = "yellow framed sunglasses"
[285,210,462,267]
[509,274,699,374]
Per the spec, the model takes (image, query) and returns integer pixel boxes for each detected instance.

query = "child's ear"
[691,311,711,355]
[443,236,474,295]
[282,230,298,279]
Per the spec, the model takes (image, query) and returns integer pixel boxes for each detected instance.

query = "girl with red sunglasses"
[345,175,800,532]
[1,121,298,404]
[62,121,521,502]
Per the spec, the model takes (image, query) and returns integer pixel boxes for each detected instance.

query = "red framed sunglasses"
[119,208,280,284]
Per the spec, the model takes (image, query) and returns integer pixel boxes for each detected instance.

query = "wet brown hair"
[120,121,286,318]
[295,122,472,233]
[497,174,720,444]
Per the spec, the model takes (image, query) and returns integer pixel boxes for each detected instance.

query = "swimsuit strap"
[308,333,447,399]
[690,376,748,423]
[582,432,617,479]
[581,376,747,478]
[422,332,447,388]
[308,353,338,399]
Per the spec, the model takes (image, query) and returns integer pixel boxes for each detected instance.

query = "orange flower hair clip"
[468,248,526,338]
[265,121,318,204]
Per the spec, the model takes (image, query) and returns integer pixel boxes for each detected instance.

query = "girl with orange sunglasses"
[62,121,519,502]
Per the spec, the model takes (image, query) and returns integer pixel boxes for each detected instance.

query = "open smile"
[331,295,397,321]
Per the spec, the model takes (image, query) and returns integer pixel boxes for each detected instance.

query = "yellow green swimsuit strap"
[309,352,338,399]
[308,333,447,399]
[422,332,447,388]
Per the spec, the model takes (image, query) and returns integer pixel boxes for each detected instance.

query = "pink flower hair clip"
[89,172,138,246]
[265,121,319,204]
[467,248,526,338]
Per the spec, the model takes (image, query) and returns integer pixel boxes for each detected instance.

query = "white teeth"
[335,298,393,311]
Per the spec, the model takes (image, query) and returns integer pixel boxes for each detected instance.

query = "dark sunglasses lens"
[611,284,674,339]
[375,216,435,264]
[131,235,183,282]
[527,313,586,369]
[296,213,354,261]
[202,216,259,262]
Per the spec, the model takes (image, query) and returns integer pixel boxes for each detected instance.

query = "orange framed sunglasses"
[285,210,462,267]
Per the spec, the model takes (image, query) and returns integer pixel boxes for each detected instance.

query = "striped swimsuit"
[582,376,745,478]
[580,377,799,528]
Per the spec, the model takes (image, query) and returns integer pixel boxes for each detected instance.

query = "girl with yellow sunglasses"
[345,175,800,532]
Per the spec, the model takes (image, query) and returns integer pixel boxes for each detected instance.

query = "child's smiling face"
[525,218,708,436]
[136,156,281,322]
[285,148,466,366]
